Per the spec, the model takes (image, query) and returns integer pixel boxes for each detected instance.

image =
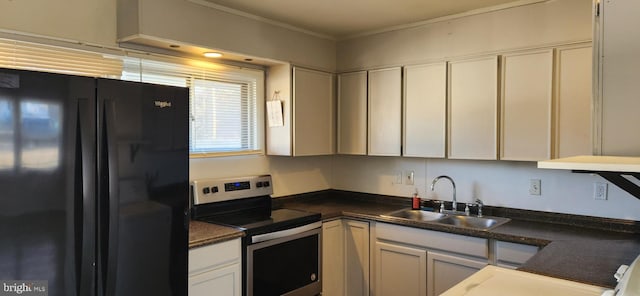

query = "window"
[190,79,258,154]
[121,57,264,157]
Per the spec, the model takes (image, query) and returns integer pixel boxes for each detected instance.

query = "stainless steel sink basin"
[381,208,510,230]
[382,209,447,221]
[435,215,510,230]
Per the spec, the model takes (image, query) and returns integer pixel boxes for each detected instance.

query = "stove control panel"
[191,175,273,205]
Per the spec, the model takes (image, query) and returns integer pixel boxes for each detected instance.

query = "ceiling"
[198,0,528,39]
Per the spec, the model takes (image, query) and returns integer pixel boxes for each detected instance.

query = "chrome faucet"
[430,175,456,212]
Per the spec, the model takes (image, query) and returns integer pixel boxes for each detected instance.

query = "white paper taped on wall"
[267,91,284,127]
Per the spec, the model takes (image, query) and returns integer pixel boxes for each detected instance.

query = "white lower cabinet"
[325,221,539,296]
[372,222,489,296]
[345,220,371,296]
[493,240,539,269]
[375,241,427,296]
[427,251,487,296]
[188,238,242,296]
[322,219,370,296]
[322,219,346,296]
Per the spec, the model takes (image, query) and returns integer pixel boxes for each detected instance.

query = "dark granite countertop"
[274,190,640,288]
[189,220,244,249]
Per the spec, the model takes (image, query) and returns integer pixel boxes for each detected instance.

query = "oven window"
[252,233,319,295]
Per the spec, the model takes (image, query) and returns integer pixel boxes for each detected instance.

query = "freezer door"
[0,68,96,296]
[96,79,188,296]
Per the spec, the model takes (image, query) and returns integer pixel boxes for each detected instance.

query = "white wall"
[332,156,640,220]
[337,0,592,71]
[190,155,333,197]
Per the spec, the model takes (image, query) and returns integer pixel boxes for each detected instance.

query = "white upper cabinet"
[596,0,640,156]
[368,67,402,156]
[500,50,553,161]
[338,71,368,155]
[266,65,334,156]
[292,67,335,156]
[554,44,592,158]
[403,63,447,158]
[448,56,499,160]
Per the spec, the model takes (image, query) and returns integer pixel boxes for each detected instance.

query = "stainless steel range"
[191,175,322,296]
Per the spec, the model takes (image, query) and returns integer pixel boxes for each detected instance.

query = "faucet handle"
[474,199,484,217]
[432,200,445,213]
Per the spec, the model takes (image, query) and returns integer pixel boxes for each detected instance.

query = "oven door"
[246,224,321,296]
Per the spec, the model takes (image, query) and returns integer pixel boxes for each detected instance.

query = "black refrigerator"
[0,68,189,296]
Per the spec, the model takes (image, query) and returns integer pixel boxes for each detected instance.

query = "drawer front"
[375,222,488,258]
[189,238,241,274]
[495,240,539,267]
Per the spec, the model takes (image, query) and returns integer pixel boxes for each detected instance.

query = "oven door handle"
[251,221,322,244]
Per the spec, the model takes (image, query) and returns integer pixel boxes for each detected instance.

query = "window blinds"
[0,38,123,78]
[121,57,264,156]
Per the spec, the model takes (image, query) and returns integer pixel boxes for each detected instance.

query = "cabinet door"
[188,263,241,296]
[345,220,370,296]
[322,220,345,296]
[448,56,498,160]
[374,241,427,296]
[500,50,553,161]
[368,67,402,156]
[189,239,241,275]
[554,44,592,158]
[599,0,640,155]
[494,240,539,269]
[292,67,335,156]
[338,71,368,155]
[404,63,447,158]
[427,251,487,296]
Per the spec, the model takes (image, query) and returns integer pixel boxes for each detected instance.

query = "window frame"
[188,77,262,157]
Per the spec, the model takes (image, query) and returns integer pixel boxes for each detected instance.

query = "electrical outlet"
[529,179,541,196]
[594,182,608,200]
[405,171,415,185]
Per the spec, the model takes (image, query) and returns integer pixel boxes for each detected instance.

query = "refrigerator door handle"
[101,99,120,296]
[76,98,96,296]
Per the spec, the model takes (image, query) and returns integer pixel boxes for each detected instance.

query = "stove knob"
[211,186,219,193]
[263,181,270,187]
[256,182,263,188]
[202,187,210,194]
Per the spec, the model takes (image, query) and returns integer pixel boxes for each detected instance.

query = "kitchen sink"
[435,215,509,230]
[381,208,510,230]
[382,209,447,221]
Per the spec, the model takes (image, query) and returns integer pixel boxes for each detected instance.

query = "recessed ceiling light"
[169,44,180,48]
[203,52,223,58]
[244,58,253,62]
